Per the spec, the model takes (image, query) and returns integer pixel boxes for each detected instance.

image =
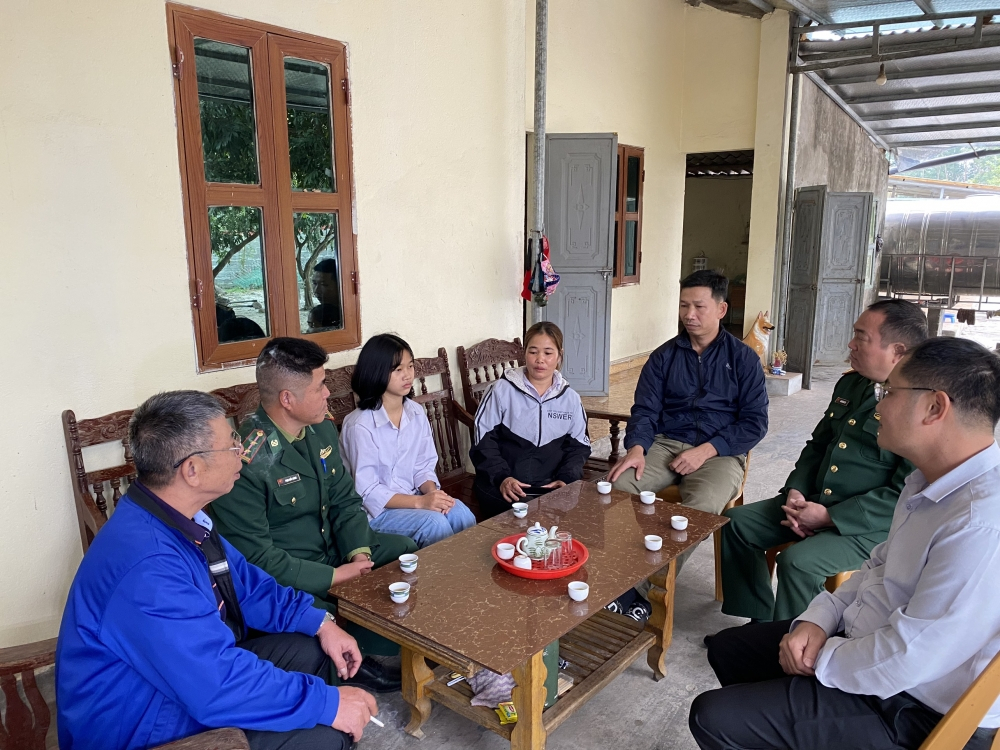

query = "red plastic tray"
[491,533,589,580]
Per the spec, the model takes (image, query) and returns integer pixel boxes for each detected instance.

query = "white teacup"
[496,542,516,560]
[671,515,689,531]
[512,502,529,518]
[399,553,418,573]
[389,582,411,603]
[596,481,612,495]
[568,581,590,601]
[644,534,663,551]
[513,555,532,570]
[639,491,656,505]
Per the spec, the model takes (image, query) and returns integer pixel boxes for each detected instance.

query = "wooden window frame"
[613,144,645,288]
[167,4,360,370]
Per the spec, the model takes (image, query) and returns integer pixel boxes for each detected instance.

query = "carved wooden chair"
[411,348,478,517]
[62,408,137,552]
[0,638,248,749]
[456,337,524,410]
[657,452,752,602]
[456,336,613,481]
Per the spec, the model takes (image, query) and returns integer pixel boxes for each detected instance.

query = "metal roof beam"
[793,8,1000,35]
[743,0,775,14]
[782,0,834,25]
[864,102,1000,120]
[824,60,1000,85]
[874,119,1000,134]
[805,72,893,151]
[887,134,1000,146]
[844,82,1000,104]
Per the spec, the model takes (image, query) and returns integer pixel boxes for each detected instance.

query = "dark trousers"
[238,633,352,750]
[691,620,996,750]
[720,496,882,621]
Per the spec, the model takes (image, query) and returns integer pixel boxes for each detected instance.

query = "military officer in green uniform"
[210,337,417,693]
[719,299,928,622]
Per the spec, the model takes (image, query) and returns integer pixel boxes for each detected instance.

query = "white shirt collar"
[906,441,1000,504]
[372,401,411,430]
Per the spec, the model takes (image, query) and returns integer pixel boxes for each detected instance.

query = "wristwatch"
[315,611,336,635]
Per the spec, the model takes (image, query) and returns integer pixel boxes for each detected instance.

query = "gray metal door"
[812,192,872,367]
[786,186,826,388]
[537,133,617,396]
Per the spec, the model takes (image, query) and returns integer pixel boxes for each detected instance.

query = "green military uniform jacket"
[209,406,381,601]
[782,371,914,538]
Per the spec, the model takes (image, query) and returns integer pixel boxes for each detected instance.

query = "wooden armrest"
[153,728,250,750]
[0,638,57,675]
[451,399,475,429]
[584,410,623,424]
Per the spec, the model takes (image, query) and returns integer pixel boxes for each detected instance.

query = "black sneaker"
[605,600,624,615]
[625,601,652,622]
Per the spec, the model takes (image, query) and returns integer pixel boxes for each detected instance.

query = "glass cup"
[556,531,573,566]
[544,539,562,569]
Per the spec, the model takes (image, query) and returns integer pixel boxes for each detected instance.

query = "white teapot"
[516,522,558,560]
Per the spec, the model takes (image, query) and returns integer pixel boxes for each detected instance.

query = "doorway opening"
[681,150,754,336]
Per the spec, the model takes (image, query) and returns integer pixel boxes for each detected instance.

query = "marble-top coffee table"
[332,480,727,750]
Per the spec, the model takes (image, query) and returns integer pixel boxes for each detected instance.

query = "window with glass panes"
[168,5,360,369]
[612,144,644,287]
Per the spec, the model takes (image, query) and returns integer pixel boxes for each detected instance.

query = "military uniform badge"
[241,429,265,464]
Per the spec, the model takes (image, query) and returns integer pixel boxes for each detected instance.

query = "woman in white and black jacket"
[471,322,591,519]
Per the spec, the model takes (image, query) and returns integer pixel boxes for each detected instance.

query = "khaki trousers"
[613,435,746,592]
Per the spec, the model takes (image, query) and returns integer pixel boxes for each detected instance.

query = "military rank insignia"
[241,429,265,464]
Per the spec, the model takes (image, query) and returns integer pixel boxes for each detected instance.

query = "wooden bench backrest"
[411,348,465,482]
[456,337,524,410]
[67,350,467,552]
[62,409,137,551]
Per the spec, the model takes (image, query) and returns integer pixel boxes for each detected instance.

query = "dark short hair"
[257,337,329,404]
[680,270,729,302]
[352,334,415,410]
[524,321,564,355]
[314,258,337,276]
[899,338,1000,429]
[867,299,928,349]
[128,391,225,489]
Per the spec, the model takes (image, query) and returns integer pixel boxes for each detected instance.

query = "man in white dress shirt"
[690,337,1000,750]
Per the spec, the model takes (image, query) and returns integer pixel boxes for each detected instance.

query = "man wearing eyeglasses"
[691,337,1000,750]
[57,391,378,750]
[717,299,927,623]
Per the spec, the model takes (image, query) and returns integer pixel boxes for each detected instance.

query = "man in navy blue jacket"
[609,270,768,574]
[56,391,378,750]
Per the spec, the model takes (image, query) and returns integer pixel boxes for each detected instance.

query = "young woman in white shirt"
[340,334,477,548]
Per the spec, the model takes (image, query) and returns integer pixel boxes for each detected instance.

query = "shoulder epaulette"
[241,429,266,464]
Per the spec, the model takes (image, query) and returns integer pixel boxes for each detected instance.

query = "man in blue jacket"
[609,270,768,575]
[56,391,378,750]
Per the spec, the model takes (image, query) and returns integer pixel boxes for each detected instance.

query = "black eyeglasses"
[173,430,244,469]
[874,383,951,403]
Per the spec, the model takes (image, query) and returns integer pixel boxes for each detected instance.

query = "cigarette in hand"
[369,716,385,728]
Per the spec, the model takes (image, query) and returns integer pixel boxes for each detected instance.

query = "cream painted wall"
[527,1,767,361]
[744,11,791,332]
[0,0,526,645]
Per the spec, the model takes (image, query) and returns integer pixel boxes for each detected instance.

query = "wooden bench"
[456,336,613,481]
[0,638,249,750]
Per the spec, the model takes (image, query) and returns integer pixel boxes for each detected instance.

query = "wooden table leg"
[511,649,547,750]
[401,646,434,738]
[608,419,621,466]
[645,558,676,681]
